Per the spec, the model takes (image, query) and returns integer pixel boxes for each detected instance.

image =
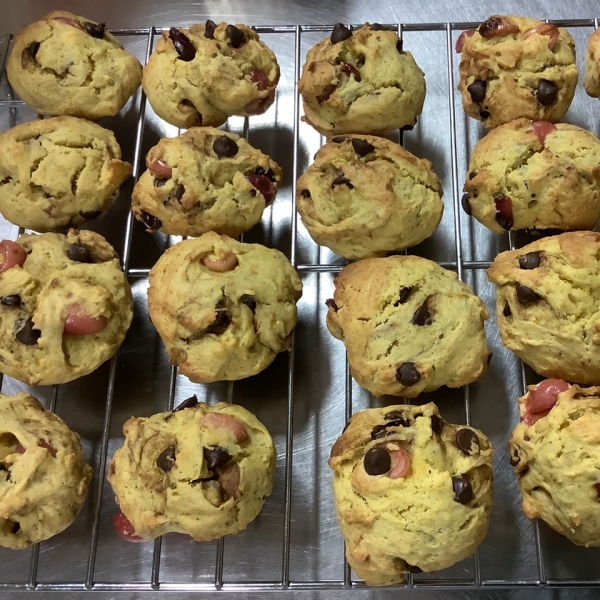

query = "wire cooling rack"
[1,18,600,594]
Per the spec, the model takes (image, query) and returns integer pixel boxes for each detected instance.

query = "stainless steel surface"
[1,2,600,598]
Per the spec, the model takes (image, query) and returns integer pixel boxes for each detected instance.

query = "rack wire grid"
[1,17,600,595]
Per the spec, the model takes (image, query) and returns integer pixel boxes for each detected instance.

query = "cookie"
[0,392,92,549]
[142,21,279,128]
[296,135,443,259]
[462,119,600,233]
[329,403,493,586]
[0,116,132,232]
[148,232,302,383]
[6,11,142,119]
[326,256,490,398]
[509,379,600,547]
[0,230,134,386]
[108,397,275,541]
[131,127,282,237]
[457,16,578,129]
[584,28,600,98]
[298,23,426,137]
[487,231,600,384]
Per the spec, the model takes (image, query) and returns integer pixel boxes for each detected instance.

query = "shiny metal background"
[1,2,600,599]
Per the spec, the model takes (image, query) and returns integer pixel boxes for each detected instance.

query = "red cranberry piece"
[455,29,475,52]
[246,174,275,203]
[64,305,108,336]
[250,69,270,91]
[494,194,513,230]
[0,241,26,273]
[522,379,569,425]
[478,16,519,38]
[38,439,57,458]
[53,16,82,29]
[112,512,144,543]
[341,62,361,82]
[527,121,557,146]
[148,159,172,179]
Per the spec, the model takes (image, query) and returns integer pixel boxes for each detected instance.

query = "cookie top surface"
[142,22,279,128]
[487,231,600,384]
[510,380,600,547]
[131,126,282,238]
[299,23,426,136]
[296,134,443,259]
[329,403,493,585]
[463,119,600,233]
[458,16,578,128]
[108,399,276,541]
[584,28,600,98]
[0,230,133,386]
[6,11,142,119]
[148,232,302,383]
[0,116,132,232]
[0,392,92,549]
[326,256,490,397]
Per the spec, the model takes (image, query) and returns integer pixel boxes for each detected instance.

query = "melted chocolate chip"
[0,295,22,307]
[316,84,337,103]
[406,564,423,574]
[206,303,231,335]
[371,23,385,31]
[395,286,413,306]
[325,298,338,312]
[516,284,541,306]
[174,395,198,411]
[461,193,472,216]
[331,175,353,189]
[431,415,444,436]
[67,243,92,263]
[537,80,558,106]
[80,210,102,220]
[240,295,257,313]
[226,24,245,48]
[213,136,239,158]
[519,252,541,270]
[175,184,185,201]
[139,210,162,231]
[411,299,432,326]
[301,189,311,198]
[479,110,491,120]
[364,447,391,475]
[169,28,196,61]
[154,179,167,188]
[503,302,512,317]
[452,476,473,504]
[396,39,404,53]
[205,19,216,39]
[351,138,375,157]
[467,80,487,104]
[156,446,176,472]
[396,362,421,386]
[331,23,352,44]
[331,136,346,143]
[204,446,232,470]
[15,318,41,345]
[455,428,480,455]
[83,21,106,39]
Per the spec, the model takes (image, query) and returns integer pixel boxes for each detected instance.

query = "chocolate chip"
[226,24,245,48]
[519,252,541,270]
[503,302,511,317]
[396,39,404,53]
[206,302,231,335]
[156,446,176,472]
[331,136,346,143]
[203,446,232,470]
[325,298,338,312]
[494,194,513,230]
[331,23,352,44]
[455,428,480,455]
[384,410,406,421]
[461,193,472,216]
[175,184,185,201]
[401,119,417,131]
[537,80,558,106]
[396,362,421,386]
[411,299,432,326]
[11,521,20,534]
[331,175,353,189]
[0,295,22,307]
[467,80,487,104]
[516,284,541,306]
[351,138,375,157]
[169,28,196,61]
[174,395,198,411]
[67,243,92,263]
[371,23,385,31]
[370,424,390,440]
[204,19,216,39]
[479,110,491,119]
[154,179,168,188]
[452,476,473,504]
[364,447,391,475]
[80,210,102,220]
[406,564,423,574]
[15,318,41,345]
[213,136,238,158]
[316,84,336,103]
[83,22,106,39]
[139,210,162,231]
[240,295,257,313]
[301,189,311,198]
[431,415,444,436]
[469,171,478,180]
[394,286,413,306]
[26,42,40,59]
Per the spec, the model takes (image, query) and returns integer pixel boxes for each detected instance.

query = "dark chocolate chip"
[139,210,162,231]
[479,110,491,119]
[396,362,421,386]
[364,447,391,476]
[523,227,564,239]
[395,286,413,306]
[316,83,336,103]
[325,298,338,312]
[203,446,232,470]
[331,136,346,143]
[301,189,311,198]
[494,194,513,230]
[15,318,41,345]
[331,23,352,44]
[537,80,558,106]
[469,171,477,180]
[0,295,22,307]
[384,410,406,421]
[11,521,20,534]
[331,175,354,189]
[240,295,257,313]
[406,564,423,574]
[226,24,245,48]
[154,179,168,188]
[431,415,444,436]
[67,243,92,263]
[175,184,185,201]
[156,446,176,472]
[461,193,472,216]
[213,136,239,158]
[452,476,473,504]
[80,210,102,220]
[467,80,487,104]
[396,39,404,53]
[351,138,375,157]
[169,28,196,61]
[455,428,480,455]
[516,284,541,306]
[370,424,389,440]
[205,19,216,39]
[206,303,231,335]
[174,395,198,411]
[519,252,541,270]
[371,23,385,31]
[411,299,432,326]
[503,301,511,317]
[83,21,106,39]
[27,42,40,59]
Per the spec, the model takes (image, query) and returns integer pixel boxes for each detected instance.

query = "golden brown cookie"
[584,27,600,98]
